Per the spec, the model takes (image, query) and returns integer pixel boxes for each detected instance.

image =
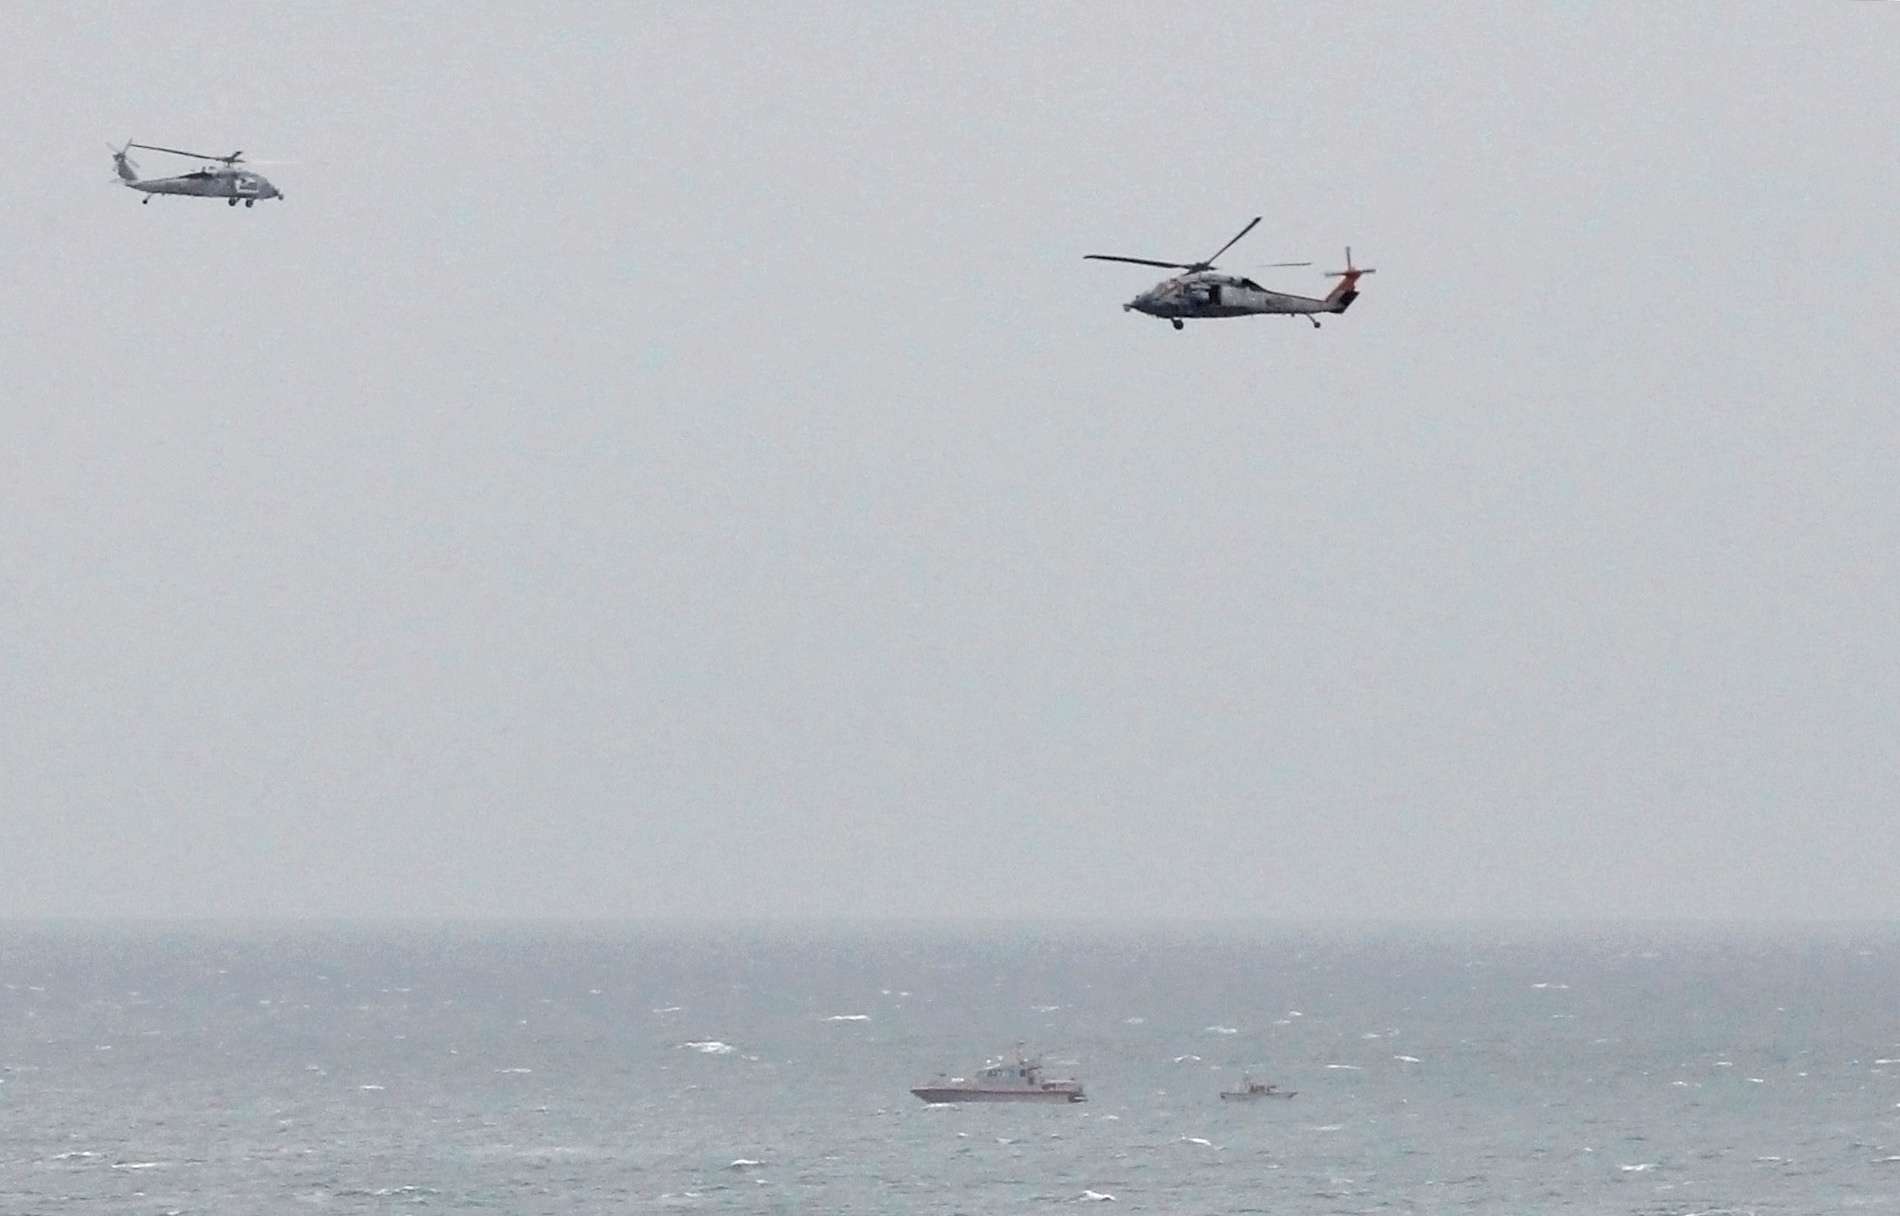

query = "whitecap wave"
[1393,1055,1420,1063]
[679,1040,735,1055]
[1076,1189,1116,1202]
[822,1014,871,1022]
[728,1158,763,1170]
[1620,1162,1658,1172]
[1204,1025,1239,1035]
[1325,1063,1362,1070]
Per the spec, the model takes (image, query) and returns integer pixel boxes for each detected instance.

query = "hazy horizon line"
[4,912,1893,932]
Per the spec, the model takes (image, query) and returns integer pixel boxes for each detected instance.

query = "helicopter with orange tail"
[1087,216,1373,330]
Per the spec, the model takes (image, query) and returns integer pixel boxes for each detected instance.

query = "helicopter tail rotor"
[1322,247,1376,311]
[1324,247,1377,279]
[110,139,139,183]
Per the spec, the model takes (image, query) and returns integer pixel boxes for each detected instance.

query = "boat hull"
[911,1086,1085,1103]
[1220,1090,1296,1101]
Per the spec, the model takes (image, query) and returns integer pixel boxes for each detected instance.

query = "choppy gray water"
[3,922,1898,1214]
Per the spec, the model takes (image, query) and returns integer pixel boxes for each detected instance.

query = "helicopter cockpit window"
[1239,277,1266,291]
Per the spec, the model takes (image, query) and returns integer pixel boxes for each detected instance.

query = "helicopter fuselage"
[1125,271,1342,321]
[125,169,282,205]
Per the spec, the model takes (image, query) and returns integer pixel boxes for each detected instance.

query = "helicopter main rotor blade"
[1258,261,1313,268]
[128,142,225,160]
[1083,255,1194,270]
[1198,216,1262,270]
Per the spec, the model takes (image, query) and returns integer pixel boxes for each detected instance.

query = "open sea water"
[2,921,1897,1214]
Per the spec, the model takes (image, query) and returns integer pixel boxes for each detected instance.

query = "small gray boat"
[911,1053,1085,1103]
[1220,1074,1296,1101]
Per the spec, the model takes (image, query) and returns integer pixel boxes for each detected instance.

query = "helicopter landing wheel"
[1170,319,1184,331]
[1308,317,1321,329]
[141,196,151,205]
[244,199,254,207]
[228,197,238,206]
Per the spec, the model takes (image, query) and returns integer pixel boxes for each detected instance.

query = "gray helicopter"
[111,140,284,207]
[1086,216,1373,330]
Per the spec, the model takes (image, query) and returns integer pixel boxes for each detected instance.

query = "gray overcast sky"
[3,3,1895,921]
